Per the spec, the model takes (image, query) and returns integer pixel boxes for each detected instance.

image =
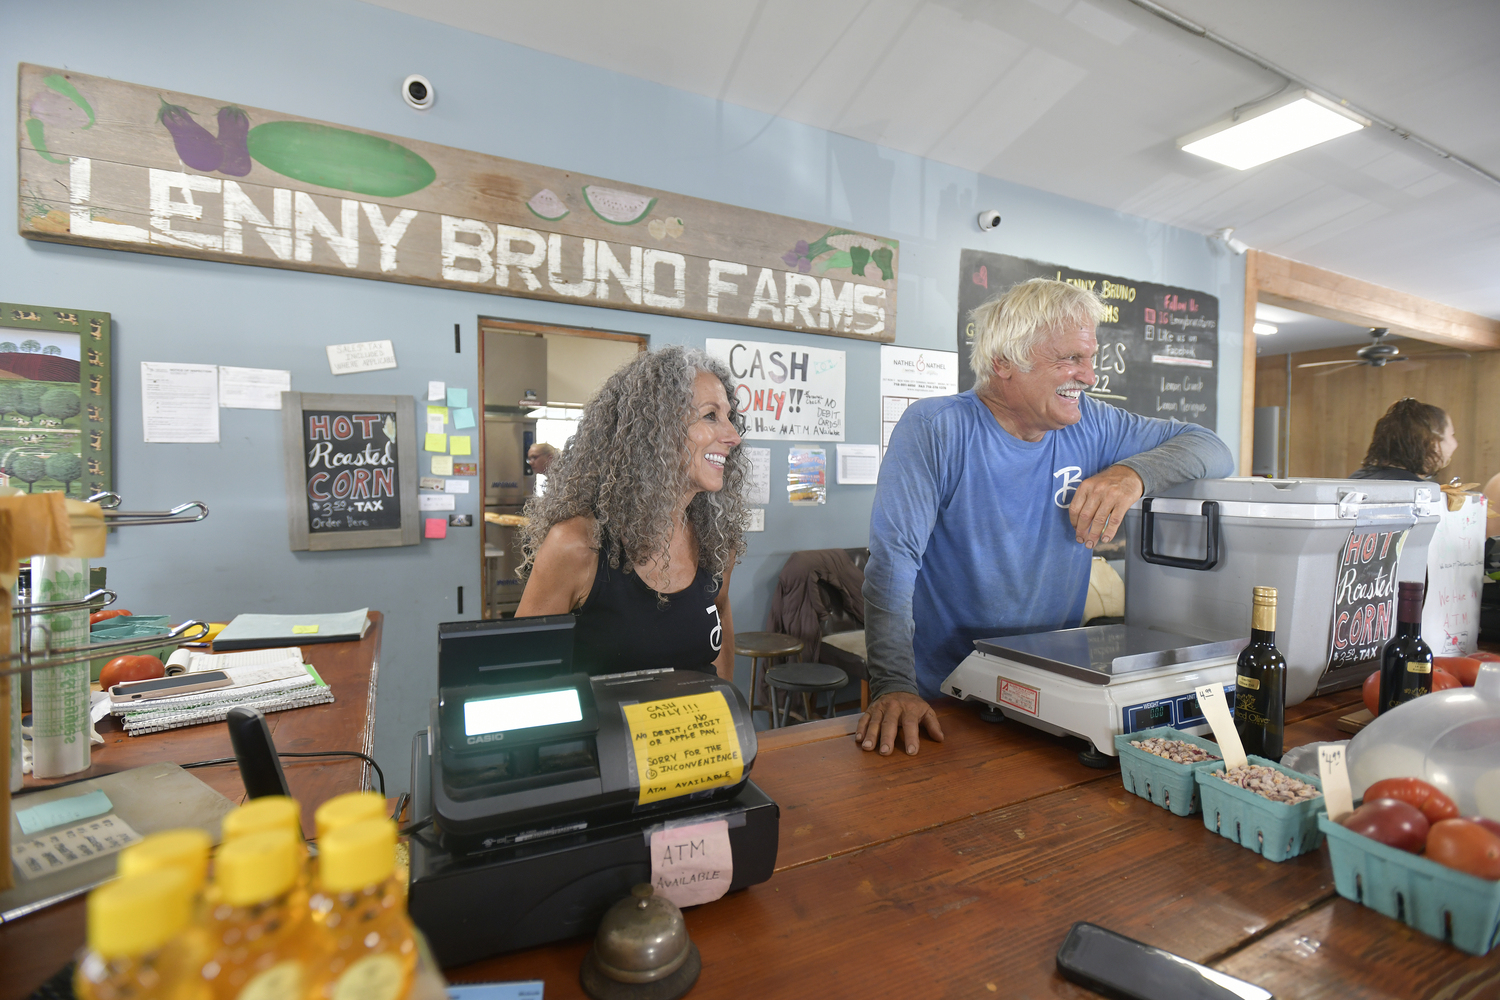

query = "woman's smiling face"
[685,371,741,495]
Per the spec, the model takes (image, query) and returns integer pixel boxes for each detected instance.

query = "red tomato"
[1433,668,1461,691]
[1364,777,1460,823]
[1426,819,1500,879]
[99,655,165,689]
[1435,656,1481,686]
[1341,798,1429,853]
[1469,817,1500,839]
[1362,670,1380,715]
[89,609,134,626]
[1471,651,1500,662]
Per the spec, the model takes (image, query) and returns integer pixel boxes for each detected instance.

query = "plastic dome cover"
[1347,662,1500,818]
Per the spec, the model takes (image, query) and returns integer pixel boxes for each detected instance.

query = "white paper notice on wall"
[880,345,958,456]
[326,340,397,375]
[445,479,470,494]
[744,447,771,505]
[707,338,845,441]
[745,508,765,532]
[836,444,880,485]
[1423,494,1488,655]
[142,362,220,442]
[648,817,733,908]
[418,493,456,511]
[218,366,291,409]
[428,380,446,402]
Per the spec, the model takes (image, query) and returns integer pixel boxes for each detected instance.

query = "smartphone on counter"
[109,670,233,703]
[1056,922,1273,1000]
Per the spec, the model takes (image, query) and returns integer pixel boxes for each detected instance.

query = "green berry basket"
[1193,756,1324,862]
[1113,727,1222,816]
[1318,814,1500,955]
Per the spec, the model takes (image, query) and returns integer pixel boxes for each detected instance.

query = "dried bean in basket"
[1211,764,1320,804]
[1128,737,1220,764]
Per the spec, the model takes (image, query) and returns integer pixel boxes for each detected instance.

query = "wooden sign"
[957,252,1219,430]
[281,392,418,551]
[17,65,898,343]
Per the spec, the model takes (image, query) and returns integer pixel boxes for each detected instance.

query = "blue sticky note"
[453,407,475,429]
[17,789,114,835]
[448,984,544,1000]
[447,387,468,409]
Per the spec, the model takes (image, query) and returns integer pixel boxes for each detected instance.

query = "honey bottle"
[201,828,309,1000]
[314,792,406,898]
[117,828,213,895]
[307,817,416,1000]
[75,868,205,1000]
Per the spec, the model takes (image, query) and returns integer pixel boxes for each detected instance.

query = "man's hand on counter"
[1068,464,1144,549]
[856,692,945,756]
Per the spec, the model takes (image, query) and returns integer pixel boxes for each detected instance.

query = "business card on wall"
[448,514,473,527]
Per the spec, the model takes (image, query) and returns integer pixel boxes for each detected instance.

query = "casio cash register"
[407,616,780,967]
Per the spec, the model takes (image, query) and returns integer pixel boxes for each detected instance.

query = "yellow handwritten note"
[622,692,743,805]
[431,455,454,476]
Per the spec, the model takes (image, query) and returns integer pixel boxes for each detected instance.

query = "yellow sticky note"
[431,455,453,476]
[292,624,319,634]
[427,405,449,420]
[622,691,743,805]
[425,433,447,453]
[449,435,472,456]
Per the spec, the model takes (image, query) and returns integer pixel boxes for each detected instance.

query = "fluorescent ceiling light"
[1253,322,1278,336]
[1179,90,1370,170]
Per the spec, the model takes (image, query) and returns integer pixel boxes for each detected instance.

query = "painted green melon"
[582,185,656,225]
[246,121,435,197]
[527,188,569,221]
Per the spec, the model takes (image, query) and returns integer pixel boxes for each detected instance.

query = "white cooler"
[1122,478,1442,706]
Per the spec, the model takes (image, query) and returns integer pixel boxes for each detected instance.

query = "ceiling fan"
[1296,327,1469,375]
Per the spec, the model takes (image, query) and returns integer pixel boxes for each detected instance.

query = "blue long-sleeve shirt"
[864,390,1235,700]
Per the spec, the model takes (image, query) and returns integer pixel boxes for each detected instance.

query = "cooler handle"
[1140,498,1220,571]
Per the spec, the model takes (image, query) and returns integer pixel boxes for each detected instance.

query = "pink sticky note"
[649,818,732,908]
[424,517,447,539]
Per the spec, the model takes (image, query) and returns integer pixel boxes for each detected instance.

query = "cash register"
[407,616,780,967]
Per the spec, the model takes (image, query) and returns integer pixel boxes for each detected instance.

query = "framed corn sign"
[18,65,898,343]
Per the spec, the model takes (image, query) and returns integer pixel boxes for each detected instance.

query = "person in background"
[527,442,558,477]
[1348,397,1456,482]
[857,278,1235,758]
[517,347,746,680]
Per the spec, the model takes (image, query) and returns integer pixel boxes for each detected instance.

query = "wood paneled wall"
[1256,345,1500,484]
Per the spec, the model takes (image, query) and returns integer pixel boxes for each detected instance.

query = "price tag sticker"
[1194,683,1247,770]
[622,691,744,805]
[1318,745,1354,821]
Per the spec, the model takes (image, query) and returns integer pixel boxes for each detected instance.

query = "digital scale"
[940,624,1246,765]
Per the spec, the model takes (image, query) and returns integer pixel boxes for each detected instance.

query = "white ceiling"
[360,0,1500,322]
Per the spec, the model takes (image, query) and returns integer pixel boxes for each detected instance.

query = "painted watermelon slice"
[583,185,656,225]
[527,188,569,221]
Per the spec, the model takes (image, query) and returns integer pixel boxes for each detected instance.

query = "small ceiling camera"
[977,210,1002,231]
[403,74,434,111]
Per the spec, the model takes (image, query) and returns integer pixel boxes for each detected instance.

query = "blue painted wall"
[3,0,1244,795]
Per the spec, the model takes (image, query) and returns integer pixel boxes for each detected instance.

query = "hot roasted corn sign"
[17,65,898,343]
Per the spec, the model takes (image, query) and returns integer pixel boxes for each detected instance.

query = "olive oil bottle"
[1234,586,1287,760]
[1378,580,1432,713]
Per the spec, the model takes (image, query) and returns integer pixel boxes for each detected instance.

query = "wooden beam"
[1240,251,1260,475]
[1253,252,1500,351]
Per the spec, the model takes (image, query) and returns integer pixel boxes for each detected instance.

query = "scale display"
[464,688,583,737]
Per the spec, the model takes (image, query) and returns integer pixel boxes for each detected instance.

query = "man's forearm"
[1117,427,1234,495]
[863,593,920,702]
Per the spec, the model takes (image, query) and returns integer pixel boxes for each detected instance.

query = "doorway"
[478,319,645,618]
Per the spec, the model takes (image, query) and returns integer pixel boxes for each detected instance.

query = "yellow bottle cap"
[117,828,212,892]
[215,828,300,906]
[314,791,387,841]
[222,796,302,842]
[87,868,193,958]
[317,817,397,893]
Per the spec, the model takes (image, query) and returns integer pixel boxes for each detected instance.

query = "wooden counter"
[452,687,1498,999]
[1,613,384,1000]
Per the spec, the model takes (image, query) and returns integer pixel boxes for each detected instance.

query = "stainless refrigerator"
[483,414,535,618]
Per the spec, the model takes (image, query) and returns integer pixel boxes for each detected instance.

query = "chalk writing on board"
[1325,526,1406,672]
[303,410,401,532]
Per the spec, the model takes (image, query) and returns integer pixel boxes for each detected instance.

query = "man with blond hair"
[856,278,1234,758]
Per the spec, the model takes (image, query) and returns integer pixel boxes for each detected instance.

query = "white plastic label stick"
[1318,745,1354,821]
[1194,683,1247,770]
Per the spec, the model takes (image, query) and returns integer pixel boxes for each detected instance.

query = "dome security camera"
[403,74,434,111]
[977,210,1002,232]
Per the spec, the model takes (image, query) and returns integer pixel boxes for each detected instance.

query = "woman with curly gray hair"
[516,345,748,679]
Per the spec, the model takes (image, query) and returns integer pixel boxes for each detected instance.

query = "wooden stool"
[733,632,804,719]
[765,663,849,728]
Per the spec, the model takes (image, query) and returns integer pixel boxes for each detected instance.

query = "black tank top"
[572,546,723,675]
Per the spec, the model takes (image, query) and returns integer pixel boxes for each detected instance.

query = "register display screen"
[464,688,583,737]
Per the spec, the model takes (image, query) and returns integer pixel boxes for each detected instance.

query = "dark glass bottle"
[1234,586,1287,760]
[1378,580,1432,713]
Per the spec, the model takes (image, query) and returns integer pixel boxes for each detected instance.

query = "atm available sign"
[18,65,898,343]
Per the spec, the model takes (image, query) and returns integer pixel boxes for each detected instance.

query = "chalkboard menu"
[957,251,1219,431]
[282,392,418,551]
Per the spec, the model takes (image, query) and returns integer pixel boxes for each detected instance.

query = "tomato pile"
[1339,776,1500,879]
[1361,653,1492,714]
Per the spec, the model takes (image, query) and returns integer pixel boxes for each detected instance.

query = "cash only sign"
[18,65,898,343]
